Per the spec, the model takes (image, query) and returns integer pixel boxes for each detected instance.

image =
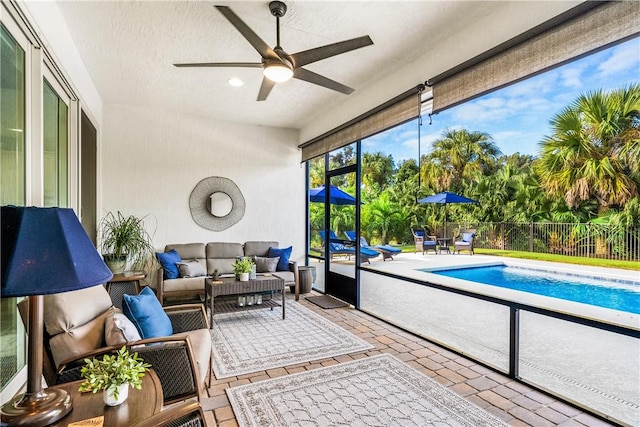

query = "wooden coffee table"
[205,275,286,324]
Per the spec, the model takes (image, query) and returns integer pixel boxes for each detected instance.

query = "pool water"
[431,265,640,314]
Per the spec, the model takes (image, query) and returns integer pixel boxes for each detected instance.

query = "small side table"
[49,369,163,426]
[437,238,452,254]
[105,272,145,309]
[298,267,314,294]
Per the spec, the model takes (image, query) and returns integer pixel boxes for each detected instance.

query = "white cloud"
[559,65,585,88]
[597,41,640,78]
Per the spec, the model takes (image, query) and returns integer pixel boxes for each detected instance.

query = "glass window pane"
[1,24,26,206]
[328,143,356,170]
[43,79,68,207]
[0,23,27,390]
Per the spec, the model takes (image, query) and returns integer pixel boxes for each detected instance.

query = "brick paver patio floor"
[201,293,614,427]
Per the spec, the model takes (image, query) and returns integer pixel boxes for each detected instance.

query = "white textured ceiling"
[54,1,564,132]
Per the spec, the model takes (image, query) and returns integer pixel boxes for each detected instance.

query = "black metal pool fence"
[444,222,640,261]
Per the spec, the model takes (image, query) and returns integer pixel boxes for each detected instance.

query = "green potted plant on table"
[99,211,154,274]
[78,346,151,406]
[232,257,254,282]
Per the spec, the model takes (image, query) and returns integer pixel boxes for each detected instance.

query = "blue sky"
[363,38,640,162]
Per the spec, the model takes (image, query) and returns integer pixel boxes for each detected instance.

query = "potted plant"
[78,346,151,406]
[99,211,154,274]
[232,257,254,282]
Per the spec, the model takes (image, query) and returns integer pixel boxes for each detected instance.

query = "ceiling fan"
[174,1,374,101]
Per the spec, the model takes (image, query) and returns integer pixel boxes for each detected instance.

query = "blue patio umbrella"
[309,185,357,205]
[417,191,478,237]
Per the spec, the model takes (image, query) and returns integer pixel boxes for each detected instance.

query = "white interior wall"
[101,104,305,262]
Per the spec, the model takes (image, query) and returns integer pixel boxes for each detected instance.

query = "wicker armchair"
[454,229,476,255]
[20,285,211,405]
[134,401,206,427]
[411,227,438,254]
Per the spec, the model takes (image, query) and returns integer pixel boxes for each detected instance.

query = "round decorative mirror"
[189,177,245,231]
[209,192,233,217]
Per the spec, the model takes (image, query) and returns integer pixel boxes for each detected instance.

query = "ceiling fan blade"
[289,36,373,68]
[215,6,279,61]
[257,77,276,101]
[293,68,354,95]
[173,62,263,68]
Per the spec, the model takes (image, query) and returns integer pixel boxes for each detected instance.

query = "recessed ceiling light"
[228,77,243,87]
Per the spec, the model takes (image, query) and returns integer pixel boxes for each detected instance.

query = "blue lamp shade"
[1,206,113,297]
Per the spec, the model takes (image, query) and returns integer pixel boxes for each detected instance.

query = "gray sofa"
[155,241,298,305]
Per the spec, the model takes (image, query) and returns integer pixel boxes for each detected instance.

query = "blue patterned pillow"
[267,246,292,271]
[156,249,181,279]
[123,287,173,339]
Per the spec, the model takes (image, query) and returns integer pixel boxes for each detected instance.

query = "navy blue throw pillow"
[156,249,181,279]
[267,246,292,271]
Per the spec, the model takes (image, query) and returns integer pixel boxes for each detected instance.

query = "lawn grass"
[396,245,638,270]
[474,248,640,270]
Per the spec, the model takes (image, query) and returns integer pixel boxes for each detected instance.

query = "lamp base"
[1,388,72,427]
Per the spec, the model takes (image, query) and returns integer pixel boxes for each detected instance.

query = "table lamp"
[1,206,113,426]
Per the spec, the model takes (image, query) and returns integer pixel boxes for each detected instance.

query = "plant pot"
[103,384,128,406]
[103,254,127,274]
[239,272,249,282]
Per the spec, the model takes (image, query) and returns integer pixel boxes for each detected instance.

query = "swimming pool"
[429,265,640,314]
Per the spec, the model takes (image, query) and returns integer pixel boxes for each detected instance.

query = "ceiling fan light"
[263,64,293,82]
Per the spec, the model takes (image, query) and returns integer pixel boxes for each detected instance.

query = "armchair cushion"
[44,285,113,336]
[268,246,292,271]
[123,287,173,338]
[172,328,212,384]
[105,310,142,345]
[157,249,182,279]
[461,232,475,242]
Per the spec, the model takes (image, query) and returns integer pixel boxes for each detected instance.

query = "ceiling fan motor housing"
[269,1,287,18]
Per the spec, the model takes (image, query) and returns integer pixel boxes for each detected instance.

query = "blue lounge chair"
[344,231,401,261]
[318,230,379,264]
[411,227,438,254]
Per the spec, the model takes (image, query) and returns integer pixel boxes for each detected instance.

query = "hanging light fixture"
[263,57,293,82]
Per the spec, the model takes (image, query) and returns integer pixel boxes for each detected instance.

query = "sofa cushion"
[157,249,182,279]
[162,276,207,292]
[123,287,173,339]
[268,246,292,271]
[44,285,113,336]
[255,256,279,273]
[105,310,142,345]
[206,242,244,258]
[166,243,206,260]
[206,242,244,274]
[178,260,206,278]
[172,328,212,384]
[272,270,295,285]
[244,241,278,257]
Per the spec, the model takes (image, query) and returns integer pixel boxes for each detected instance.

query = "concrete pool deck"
[309,253,639,426]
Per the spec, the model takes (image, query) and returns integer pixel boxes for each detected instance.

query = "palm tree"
[362,152,394,190]
[536,84,640,213]
[425,129,502,192]
[361,192,403,244]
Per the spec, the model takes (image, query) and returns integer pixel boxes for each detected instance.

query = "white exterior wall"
[101,104,305,261]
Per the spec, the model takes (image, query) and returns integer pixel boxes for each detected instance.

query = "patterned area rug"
[227,354,508,427]
[211,301,373,379]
